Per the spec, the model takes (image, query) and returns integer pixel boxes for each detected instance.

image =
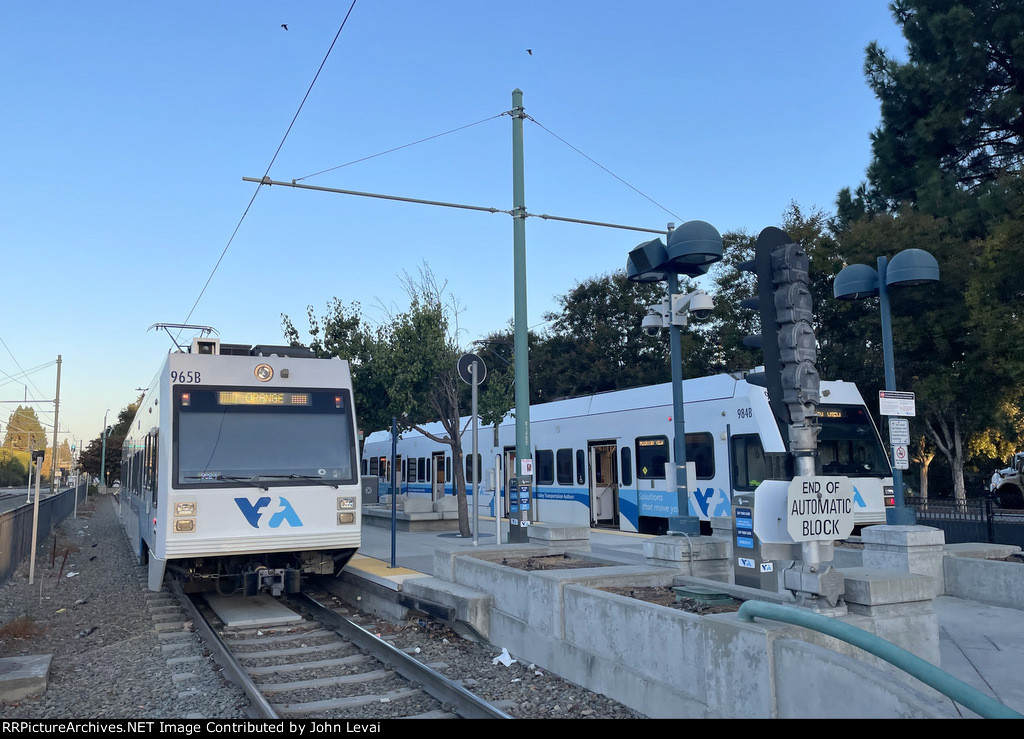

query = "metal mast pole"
[49,355,61,496]
[511,88,531,481]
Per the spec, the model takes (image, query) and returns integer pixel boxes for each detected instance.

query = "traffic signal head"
[738,227,820,430]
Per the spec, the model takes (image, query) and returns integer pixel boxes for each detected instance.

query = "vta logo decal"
[234,497,303,528]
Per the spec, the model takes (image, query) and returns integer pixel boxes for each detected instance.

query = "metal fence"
[905,496,1024,549]
[0,483,88,589]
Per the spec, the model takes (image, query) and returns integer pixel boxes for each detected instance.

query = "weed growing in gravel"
[0,616,44,640]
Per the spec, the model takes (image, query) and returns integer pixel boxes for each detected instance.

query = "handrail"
[738,600,1023,719]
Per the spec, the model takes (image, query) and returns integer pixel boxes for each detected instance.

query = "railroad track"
[172,583,511,720]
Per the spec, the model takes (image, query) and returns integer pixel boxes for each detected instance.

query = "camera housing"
[642,309,664,337]
[688,292,715,320]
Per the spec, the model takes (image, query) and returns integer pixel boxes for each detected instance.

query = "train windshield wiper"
[260,474,340,489]
[185,474,269,491]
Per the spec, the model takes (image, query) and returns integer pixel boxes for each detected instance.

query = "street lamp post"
[627,221,723,535]
[834,248,940,525]
[100,409,110,491]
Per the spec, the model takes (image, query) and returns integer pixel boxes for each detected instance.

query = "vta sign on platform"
[787,476,854,542]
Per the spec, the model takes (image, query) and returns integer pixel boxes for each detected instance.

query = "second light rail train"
[361,371,894,535]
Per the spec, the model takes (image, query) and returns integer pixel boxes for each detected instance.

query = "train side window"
[361,459,368,476]
[575,449,585,485]
[635,435,670,479]
[685,432,715,479]
[465,453,481,484]
[407,459,415,483]
[556,448,573,485]
[425,457,431,482]
[731,434,767,491]
[446,457,451,481]
[620,447,633,486]
[150,433,159,506]
[369,457,379,477]
[535,449,554,486]
[418,457,426,482]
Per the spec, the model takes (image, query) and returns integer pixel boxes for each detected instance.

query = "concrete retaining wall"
[943,545,1024,610]
[0,485,87,588]
[423,542,955,718]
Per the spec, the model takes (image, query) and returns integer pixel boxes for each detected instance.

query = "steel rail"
[171,582,279,719]
[294,593,513,719]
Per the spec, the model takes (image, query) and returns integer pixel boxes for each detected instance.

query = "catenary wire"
[177,1,359,337]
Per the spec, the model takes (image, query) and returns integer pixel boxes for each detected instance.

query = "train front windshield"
[817,405,891,477]
[174,387,357,487]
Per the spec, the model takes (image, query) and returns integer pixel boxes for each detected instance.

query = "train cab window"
[535,449,554,486]
[465,453,482,484]
[369,457,379,476]
[635,435,670,479]
[685,432,715,479]
[556,449,573,485]
[620,447,633,486]
[576,450,586,485]
[731,434,768,491]
[361,459,368,476]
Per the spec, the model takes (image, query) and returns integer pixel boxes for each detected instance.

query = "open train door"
[431,452,446,501]
[589,441,619,527]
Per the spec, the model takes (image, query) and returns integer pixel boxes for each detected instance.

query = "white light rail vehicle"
[120,335,361,595]
[362,371,894,534]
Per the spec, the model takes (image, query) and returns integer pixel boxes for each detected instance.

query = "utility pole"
[50,355,61,496]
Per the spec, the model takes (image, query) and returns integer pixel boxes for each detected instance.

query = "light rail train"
[361,372,894,535]
[120,337,361,595]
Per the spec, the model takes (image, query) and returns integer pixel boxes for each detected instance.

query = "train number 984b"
[170,370,202,384]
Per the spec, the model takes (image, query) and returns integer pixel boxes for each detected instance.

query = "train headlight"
[174,519,195,533]
[337,512,355,525]
[175,501,197,516]
[337,497,357,510]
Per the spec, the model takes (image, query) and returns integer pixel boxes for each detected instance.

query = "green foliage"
[861,0,1024,207]
[0,448,28,487]
[3,406,46,453]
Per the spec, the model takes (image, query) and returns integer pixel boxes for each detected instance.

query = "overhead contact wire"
[179,1,359,334]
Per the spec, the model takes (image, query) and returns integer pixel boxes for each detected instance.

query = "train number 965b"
[170,370,202,384]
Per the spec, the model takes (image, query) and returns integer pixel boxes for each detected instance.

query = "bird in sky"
[281,24,288,31]
[527,49,532,55]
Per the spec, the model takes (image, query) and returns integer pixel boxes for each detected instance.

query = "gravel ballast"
[0,494,646,719]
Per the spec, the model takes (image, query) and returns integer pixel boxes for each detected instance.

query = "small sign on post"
[879,391,916,416]
[889,417,910,446]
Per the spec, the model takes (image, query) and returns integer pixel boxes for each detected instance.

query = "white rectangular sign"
[787,476,855,542]
[893,444,910,469]
[889,418,910,445]
[880,391,916,416]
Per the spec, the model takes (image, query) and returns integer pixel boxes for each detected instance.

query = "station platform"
[350,516,1024,718]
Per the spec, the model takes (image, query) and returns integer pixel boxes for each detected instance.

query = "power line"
[178,0,360,334]
[525,114,683,223]
[294,113,509,182]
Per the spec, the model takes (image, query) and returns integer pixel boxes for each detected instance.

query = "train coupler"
[243,566,302,597]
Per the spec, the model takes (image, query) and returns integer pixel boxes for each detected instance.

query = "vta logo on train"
[234,497,303,528]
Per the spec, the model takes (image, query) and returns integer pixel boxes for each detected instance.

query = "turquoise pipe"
[737,600,1022,719]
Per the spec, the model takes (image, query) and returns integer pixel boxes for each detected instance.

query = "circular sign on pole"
[457,353,486,385]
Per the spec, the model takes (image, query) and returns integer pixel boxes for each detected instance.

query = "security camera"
[688,291,715,320]
[642,308,664,337]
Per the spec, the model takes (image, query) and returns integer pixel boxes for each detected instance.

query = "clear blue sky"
[1,1,907,450]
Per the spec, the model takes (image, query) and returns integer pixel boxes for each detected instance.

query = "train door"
[589,441,619,527]
[432,452,446,500]
[502,446,516,516]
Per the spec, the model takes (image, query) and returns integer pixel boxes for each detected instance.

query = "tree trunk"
[912,436,934,500]
[924,412,967,501]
